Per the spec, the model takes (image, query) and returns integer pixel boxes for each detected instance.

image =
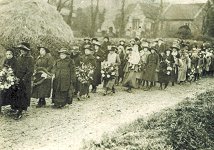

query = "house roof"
[125,3,161,20]
[161,3,205,21]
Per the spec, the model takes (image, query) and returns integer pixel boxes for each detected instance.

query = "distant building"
[160,3,206,38]
[123,2,160,38]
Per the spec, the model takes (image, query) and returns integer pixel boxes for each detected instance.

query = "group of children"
[1,37,214,120]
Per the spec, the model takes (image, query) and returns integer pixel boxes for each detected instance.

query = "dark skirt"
[6,82,29,111]
[158,72,170,83]
[52,86,73,106]
[0,88,14,106]
[103,78,116,89]
[32,79,52,98]
[123,71,139,88]
[77,82,90,96]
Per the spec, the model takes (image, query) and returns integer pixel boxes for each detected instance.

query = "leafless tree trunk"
[67,0,74,27]
[119,0,126,37]
[90,0,99,37]
[56,0,70,12]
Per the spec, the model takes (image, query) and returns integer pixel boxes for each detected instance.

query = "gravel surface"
[1,78,214,150]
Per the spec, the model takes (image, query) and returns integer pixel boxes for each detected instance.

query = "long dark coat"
[0,57,18,106]
[158,61,169,83]
[15,54,34,110]
[32,53,54,98]
[93,48,105,86]
[209,55,214,71]
[101,41,111,60]
[144,52,159,81]
[166,54,176,82]
[52,57,76,106]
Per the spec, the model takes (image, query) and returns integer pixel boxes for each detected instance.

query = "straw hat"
[58,48,70,55]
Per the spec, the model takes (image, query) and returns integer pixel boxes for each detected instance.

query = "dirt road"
[1,78,214,150]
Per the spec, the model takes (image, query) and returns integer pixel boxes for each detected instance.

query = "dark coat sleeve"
[69,59,76,83]
[23,57,34,82]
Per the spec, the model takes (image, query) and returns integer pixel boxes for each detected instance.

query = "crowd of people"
[0,37,214,120]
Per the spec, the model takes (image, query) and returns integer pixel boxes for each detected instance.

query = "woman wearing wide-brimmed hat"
[103,45,121,95]
[77,45,96,100]
[140,42,151,88]
[91,41,105,93]
[123,44,141,92]
[32,46,54,108]
[13,42,34,119]
[143,46,159,90]
[52,48,76,108]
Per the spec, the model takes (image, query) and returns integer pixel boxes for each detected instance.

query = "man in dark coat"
[32,46,54,108]
[14,42,34,119]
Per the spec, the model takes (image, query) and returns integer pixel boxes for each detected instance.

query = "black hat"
[150,46,157,51]
[37,46,50,53]
[104,36,109,40]
[84,37,90,41]
[92,37,98,42]
[17,42,31,51]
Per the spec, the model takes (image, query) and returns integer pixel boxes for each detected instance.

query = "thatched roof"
[0,0,74,56]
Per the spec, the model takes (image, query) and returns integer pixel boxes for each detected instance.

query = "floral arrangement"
[101,63,117,80]
[0,67,19,90]
[76,63,95,84]
[166,66,173,75]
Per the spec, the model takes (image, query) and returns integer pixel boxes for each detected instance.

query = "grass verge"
[81,91,214,150]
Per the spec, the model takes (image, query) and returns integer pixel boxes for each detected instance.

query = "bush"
[81,91,214,150]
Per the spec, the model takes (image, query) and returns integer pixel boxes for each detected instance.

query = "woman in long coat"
[158,55,170,89]
[14,42,34,119]
[165,49,175,86]
[123,45,141,92]
[32,46,54,107]
[144,47,159,90]
[52,48,76,108]
[91,42,105,93]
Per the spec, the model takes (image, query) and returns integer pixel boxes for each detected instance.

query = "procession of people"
[0,37,214,120]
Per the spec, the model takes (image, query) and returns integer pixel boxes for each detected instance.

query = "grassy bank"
[81,91,214,150]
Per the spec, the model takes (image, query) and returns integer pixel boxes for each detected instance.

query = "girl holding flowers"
[76,45,96,100]
[0,48,18,114]
[102,46,121,96]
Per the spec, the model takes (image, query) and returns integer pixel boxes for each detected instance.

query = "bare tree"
[53,0,69,12]
[90,0,100,37]
[119,0,126,37]
[67,0,74,26]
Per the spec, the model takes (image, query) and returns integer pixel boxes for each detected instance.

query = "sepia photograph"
[0,0,213,149]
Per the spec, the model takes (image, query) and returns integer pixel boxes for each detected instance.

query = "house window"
[132,19,140,30]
